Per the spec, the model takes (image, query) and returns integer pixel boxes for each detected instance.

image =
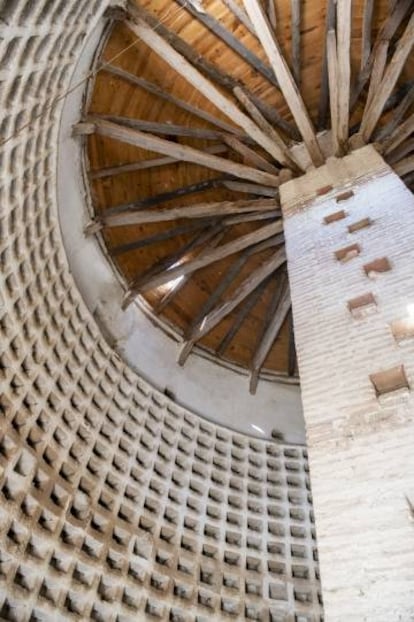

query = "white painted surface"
[282,147,414,621]
[56,19,305,444]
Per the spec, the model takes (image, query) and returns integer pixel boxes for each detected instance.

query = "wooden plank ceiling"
[82,0,414,393]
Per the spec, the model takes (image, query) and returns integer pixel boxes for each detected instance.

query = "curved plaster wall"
[57,15,305,445]
[0,2,321,621]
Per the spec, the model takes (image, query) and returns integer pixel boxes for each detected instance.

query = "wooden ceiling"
[82,0,414,393]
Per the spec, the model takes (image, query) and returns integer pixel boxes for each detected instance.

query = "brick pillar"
[280,145,414,621]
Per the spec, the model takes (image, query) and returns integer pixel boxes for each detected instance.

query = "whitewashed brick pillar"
[280,145,414,621]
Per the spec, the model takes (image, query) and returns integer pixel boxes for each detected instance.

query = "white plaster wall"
[281,146,414,621]
[57,17,305,445]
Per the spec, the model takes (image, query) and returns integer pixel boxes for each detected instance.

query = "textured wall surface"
[281,146,414,621]
[0,2,321,620]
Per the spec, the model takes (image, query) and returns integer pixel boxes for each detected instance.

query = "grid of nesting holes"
[0,1,323,620]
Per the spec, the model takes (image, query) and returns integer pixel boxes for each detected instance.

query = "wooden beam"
[382,110,414,155]
[100,176,230,219]
[178,248,287,364]
[359,11,414,141]
[386,137,414,164]
[223,134,280,174]
[103,64,242,135]
[393,154,414,177]
[126,2,297,139]
[351,0,413,110]
[221,0,256,35]
[291,0,301,86]
[125,220,284,304]
[96,115,227,141]
[360,0,375,72]
[129,225,225,299]
[155,228,226,313]
[375,83,414,142]
[266,0,277,29]
[223,210,281,225]
[126,3,295,166]
[249,277,290,394]
[327,29,341,156]
[336,0,352,149]
[242,0,324,166]
[174,0,279,88]
[365,40,389,112]
[92,198,277,229]
[89,145,228,180]
[216,277,270,356]
[233,86,303,171]
[91,118,281,188]
[222,179,279,197]
[112,219,215,257]
[318,0,337,130]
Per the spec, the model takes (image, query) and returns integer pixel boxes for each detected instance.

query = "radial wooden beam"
[130,225,225,300]
[375,83,414,142]
[393,154,414,176]
[336,0,352,150]
[174,0,280,88]
[178,248,287,364]
[221,0,256,35]
[124,220,284,305]
[386,137,414,164]
[223,134,280,175]
[155,228,226,313]
[360,0,375,72]
[90,198,277,230]
[352,0,413,110]
[96,115,227,141]
[327,29,341,156]
[98,176,230,219]
[126,2,296,166]
[365,40,389,112]
[222,179,279,197]
[318,0,337,130]
[111,219,215,257]
[233,86,303,172]
[89,145,228,180]
[249,276,290,394]
[382,110,414,155]
[91,118,281,188]
[216,277,270,356]
[223,210,281,225]
[103,64,242,135]
[290,0,301,86]
[359,12,414,141]
[242,0,324,166]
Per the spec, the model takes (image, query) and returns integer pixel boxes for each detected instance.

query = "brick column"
[280,145,414,621]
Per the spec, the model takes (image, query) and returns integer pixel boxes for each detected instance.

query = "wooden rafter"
[249,275,290,394]
[290,0,301,87]
[124,220,284,303]
[103,64,242,135]
[318,0,337,130]
[178,248,287,364]
[90,118,281,187]
[327,29,340,155]
[216,278,270,357]
[382,110,414,155]
[359,11,414,141]
[233,86,303,171]
[242,0,324,166]
[360,0,375,72]
[126,2,297,166]
[336,0,352,150]
[352,0,413,110]
[91,198,277,229]
[174,0,280,88]
[375,83,414,142]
